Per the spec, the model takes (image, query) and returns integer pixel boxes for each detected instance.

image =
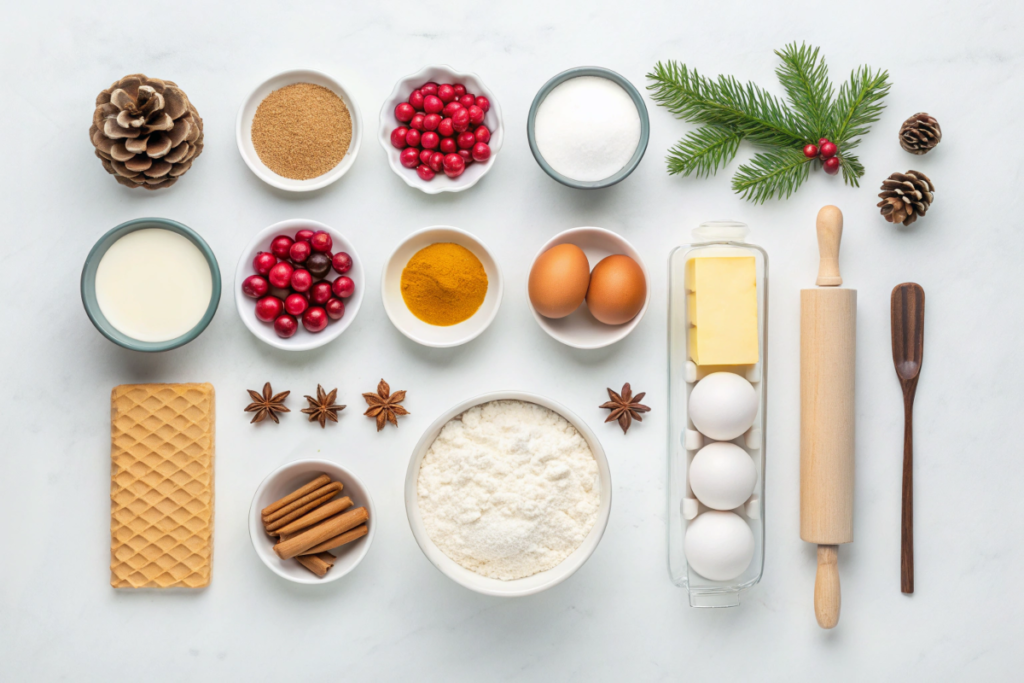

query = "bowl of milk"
[81,217,221,352]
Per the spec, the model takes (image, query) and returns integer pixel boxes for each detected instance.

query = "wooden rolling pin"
[800,205,856,629]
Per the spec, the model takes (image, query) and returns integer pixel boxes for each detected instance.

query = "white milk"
[95,228,213,342]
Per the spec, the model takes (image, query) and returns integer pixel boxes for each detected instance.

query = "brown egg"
[528,244,591,319]
[586,254,646,325]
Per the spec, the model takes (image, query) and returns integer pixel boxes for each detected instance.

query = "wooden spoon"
[891,283,925,595]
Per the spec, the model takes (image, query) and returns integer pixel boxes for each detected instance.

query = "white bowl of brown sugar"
[236,69,362,192]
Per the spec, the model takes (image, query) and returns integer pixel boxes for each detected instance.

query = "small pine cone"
[88,74,204,190]
[899,113,941,155]
[877,171,935,226]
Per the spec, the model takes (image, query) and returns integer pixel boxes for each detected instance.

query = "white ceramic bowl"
[237,69,362,191]
[529,227,650,349]
[381,226,502,347]
[235,219,364,351]
[378,65,504,194]
[405,391,611,597]
[249,459,376,585]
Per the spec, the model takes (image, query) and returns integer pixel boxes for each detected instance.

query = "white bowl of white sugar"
[405,392,612,597]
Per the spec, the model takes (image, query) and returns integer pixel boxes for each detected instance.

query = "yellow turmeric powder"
[400,243,488,326]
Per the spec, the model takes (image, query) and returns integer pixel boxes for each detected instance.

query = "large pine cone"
[877,170,934,226]
[89,74,203,190]
[898,113,941,155]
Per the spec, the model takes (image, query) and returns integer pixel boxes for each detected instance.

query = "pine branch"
[731,148,813,203]
[665,126,742,177]
[774,42,833,140]
[830,66,891,145]
[837,151,864,187]
[647,62,806,149]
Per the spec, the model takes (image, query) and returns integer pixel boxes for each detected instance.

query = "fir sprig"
[647,43,890,202]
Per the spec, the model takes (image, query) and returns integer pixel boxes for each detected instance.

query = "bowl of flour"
[406,392,612,596]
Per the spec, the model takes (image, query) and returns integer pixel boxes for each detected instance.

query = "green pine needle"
[648,44,890,202]
[665,126,742,177]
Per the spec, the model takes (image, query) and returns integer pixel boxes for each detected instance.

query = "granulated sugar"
[417,400,600,580]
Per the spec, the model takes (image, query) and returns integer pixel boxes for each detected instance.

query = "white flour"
[417,400,600,580]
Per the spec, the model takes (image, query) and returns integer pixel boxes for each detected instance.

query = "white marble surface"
[2,1,1022,679]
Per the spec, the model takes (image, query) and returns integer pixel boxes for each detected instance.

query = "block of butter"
[110,383,215,588]
[686,256,759,366]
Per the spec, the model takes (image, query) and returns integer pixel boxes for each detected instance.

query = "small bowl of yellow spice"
[382,226,502,348]
[237,69,362,192]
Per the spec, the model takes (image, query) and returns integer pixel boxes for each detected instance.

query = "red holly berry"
[803,144,819,158]
[823,156,841,175]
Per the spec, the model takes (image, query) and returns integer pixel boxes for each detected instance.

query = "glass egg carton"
[667,222,768,607]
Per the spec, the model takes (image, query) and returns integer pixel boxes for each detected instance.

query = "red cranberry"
[437,84,455,103]
[310,231,332,253]
[803,143,819,158]
[325,298,345,320]
[395,102,415,123]
[273,314,298,338]
[400,147,420,169]
[443,153,465,178]
[457,131,476,149]
[423,95,443,114]
[390,126,409,149]
[472,142,491,163]
[429,152,444,173]
[332,276,355,298]
[467,105,484,126]
[420,149,434,165]
[255,296,283,322]
[451,109,470,133]
[437,117,454,137]
[475,96,490,112]
[823,156,841,175]
[409,113,425,131]
[458,149,473,165]
[405,128,421,147]
[423,113,441,131]
[310,281,333,305]
[332,251,353,274]
[459,94,476,109]
[284,293,309,316]
[409,89,425,111]
[420,82,438,96]
[443,101,463,117]
[268,261,294,289]
[290,268,313,292]
[474,125,491,144]
[295,229,314,243]
[289,240,311,263]
[252,251,277,276]
[302,306,328,333]
[421,131,439,149]
[453,84,466,97]
[270,235,294,259]
[820,141,838,158]
[439,137,457,154]
[242,274,269,298]
[417,165,435,181]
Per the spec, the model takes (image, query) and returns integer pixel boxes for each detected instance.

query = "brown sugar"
[251,83,352,180]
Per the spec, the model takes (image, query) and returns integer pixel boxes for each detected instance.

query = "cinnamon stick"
[263,481,343,525]
[263,490,338,534]
[273,507,369,560]
[295,552,337,578]
[261,474,331,517]
[300,523,368,555]
[273,496,352,536]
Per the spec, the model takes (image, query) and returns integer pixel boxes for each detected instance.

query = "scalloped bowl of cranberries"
[379,65,503,194]
[235,219,364,351]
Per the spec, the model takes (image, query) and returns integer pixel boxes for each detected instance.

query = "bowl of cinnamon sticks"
[249,460,375,584]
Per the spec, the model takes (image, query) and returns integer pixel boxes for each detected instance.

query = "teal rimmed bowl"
[81,217,221,352]
[527,67,650,190]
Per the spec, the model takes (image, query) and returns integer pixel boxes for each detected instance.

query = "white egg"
[689,442,757,510]
[684,510,755,581]
[688,372,758,440]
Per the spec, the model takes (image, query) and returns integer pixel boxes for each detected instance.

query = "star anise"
[301,385,345,428]
[244,382,290,424]
[362,379,409,431]
[599,383,651,434]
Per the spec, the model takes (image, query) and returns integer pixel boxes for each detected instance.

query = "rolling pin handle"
[815,205,844,287]
[814,544,841,629]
